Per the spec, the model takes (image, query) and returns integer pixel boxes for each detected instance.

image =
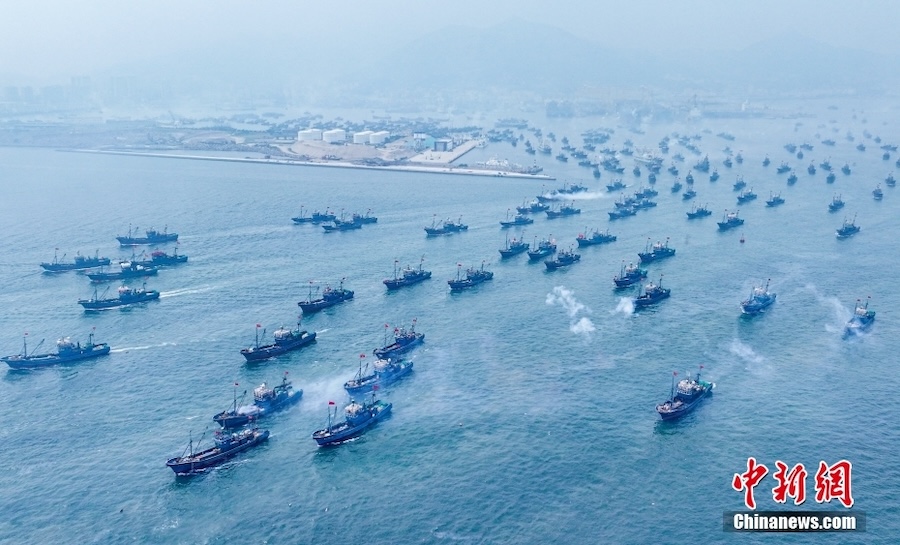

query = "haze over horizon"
[3,0,897,82]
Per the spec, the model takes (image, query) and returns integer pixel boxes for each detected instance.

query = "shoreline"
[62,149,556,180]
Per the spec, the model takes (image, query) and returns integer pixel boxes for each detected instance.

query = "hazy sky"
[2,0,897,80]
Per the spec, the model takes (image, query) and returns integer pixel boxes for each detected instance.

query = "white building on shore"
[369,130,390,145]
[297,128,322,141]
[353,130,374,144]
[322,129,347,144]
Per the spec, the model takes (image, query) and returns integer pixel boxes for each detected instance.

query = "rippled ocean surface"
[0,109,898,544]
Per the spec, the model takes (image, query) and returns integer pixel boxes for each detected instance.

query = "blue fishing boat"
[686,203,712,219]
[116,225,178,246]
[374,320,424,359]
[312,394,392,447]
[605,180,627,192]
[448,263,493,291]
[608,206,637,220]
[717,209,744,231]
[670,180,682,193]
[383,258,432,289]
[808,163,817,175]
[516,200,550,214]
[322,218,363,232]
[345,354,413,396]
[78,284,160,310]
[886,173,896,187]
[873,185,884,201]
[844,297,875,337]
[668,164,679,176]
[735,152,743,164]
[214,373,303,429]
[310,209,337,224]
[740,279,777,315]
[828,194,845,212]
[820,159,833,171]
[787,171,798,185]
[682,188,697,201]
[576,228,616,247]
[500,210,534,227]
[298,280,354,313]
[776,163,791,174]
[709,170,720,182]
[425,216,468,236]
[139,248,188,266]
[499,236,529,258]
[613,261,647,288]
[648,172,657,184]
[835,215,860,239]
[545,202,581,219]
[723,157,733,168]
[638,238,675,264]
[545,249,581,270]
[87,261,158,282]
[634,277,671,308]
[841,163,851,175]
[40,250,110,272]
[351,209,378,224]
[656,367,714,421]
[762,156,771,167]
[694,155,710,172]
[2,331,110,369]
[240,319,316,362]
[167,427,269,475]
[685,172,694,185]
[291,205,315,224]
[732,176,746,191]
[526,236,557,260]
[765,192,785,207]
[826,172,837,184]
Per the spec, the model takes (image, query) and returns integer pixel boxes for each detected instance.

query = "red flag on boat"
[328,401,335,405]
[256,323,261,328]
[234,382,239,386]
[360,353,366,358]
[373,384,380,391]
[673,371,677,376]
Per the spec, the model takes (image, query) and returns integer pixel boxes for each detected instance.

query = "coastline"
[62,149,556,180]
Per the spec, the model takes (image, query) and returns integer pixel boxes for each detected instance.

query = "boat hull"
[312,403,392,446]
[79,292,160,310]
[374,334,424,359]
[240,332,317,361]
[2,345,111,369]
[656,389,712,420]
[166,430,269,475]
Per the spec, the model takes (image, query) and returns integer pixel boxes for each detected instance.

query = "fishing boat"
[822,139,836,146]
[638,238,675,263]
[762,156,771,167]
[843,297,875,337]
[240,319,316,362]
[78,284,160,310]
[424,216,468,236]
[374,320,424,359]
[517,200,550,214]
[723,157,733,168]
[694,156,710,172]
[310,209,337,224]
[776,163,791,174]
[351,210,378,224]
[828,194,845,212]
[345,354,413,396]
[765,192,785,207]
[576,228,617,247]
[820,159,833,171]
[291,205,315,224]
[545,202,581,219]
[670,180,683,193]
[448,263,493,291]
[835,215,860,239]
[298,280,354,313]
[634,277,671,308]
[682,188,697,201]
[139,248,188,266]
[826,172,836,184]
[545,249,581,270]
[605,180,627,192]
[648,172,657,184]
[732,176,746,191]
[86,261,158,282]
[886,173,896,187]
[740,279,777,315]
[214,373,303,429]
[709,170,720,182]
[841,163,851,175]
[322,218,363,232]
[40,250,110,272]
[499,236,530,258]
[686,203,712,219]
[2,331,110,369]
[613,261,648,288]
[735,152,743,164]
[116,225,178,246]
[787,171,798,185]
[166,427,270,475]
[383,258,432,289]
[312,394,392,447]
[873,185,884,201]
[656,367,714,421]
[527,237,557,260]
[808,163,817,175]
[500,211,534,227]
[717,210,744,231]
[685,172,694,185]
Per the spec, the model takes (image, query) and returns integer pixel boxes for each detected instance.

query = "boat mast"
[670,371,677,401]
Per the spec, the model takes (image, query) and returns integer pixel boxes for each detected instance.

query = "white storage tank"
[297,128,322,141]
[322,129,347,143]
[353,130,374,144]
[369,130,390,145]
